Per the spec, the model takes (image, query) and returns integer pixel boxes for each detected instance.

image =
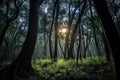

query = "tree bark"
[65,0,78,59]
[92,0,120,79]
[67,0,86,59]
[0,0,24,47]
[0,0,44,80]
[102,32,111,61]
[53,0,59,61]
[48,0,58,59]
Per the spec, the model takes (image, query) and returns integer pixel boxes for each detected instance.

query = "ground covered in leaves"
[32,57,115,80]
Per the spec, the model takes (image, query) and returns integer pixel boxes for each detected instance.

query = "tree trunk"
[53,0,59,61]
[65,0,78,59]
[76,25,81,66]
[67,1,86,59]
[102,32,111,61]
[0,0,23,47]
[92,0,120,79]
[48,0,58,59]
[0,0,44,80]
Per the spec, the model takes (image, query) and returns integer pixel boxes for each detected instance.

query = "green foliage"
[32,57,115,80]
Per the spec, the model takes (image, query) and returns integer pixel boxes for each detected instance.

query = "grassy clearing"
[32,57,115,80]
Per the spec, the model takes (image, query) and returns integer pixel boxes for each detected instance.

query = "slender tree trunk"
[58,37,65,59]
[65,0,78,59]
[68,1,86,59]
[48,0,57,59]
[92,0,120,79]
[88,0,102,57]
[76,25,81,66]
[53,0,59,61]
[65,0,71,59]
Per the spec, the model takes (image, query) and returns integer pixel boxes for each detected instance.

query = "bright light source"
[59,28,67,34]
[62,28,67,33]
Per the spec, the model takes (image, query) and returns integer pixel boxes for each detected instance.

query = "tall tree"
[0,0,24,47]
[92,0,120,79]
[67,0,86,59]
[53,0,59,61]
[64,0,78,59]
[49,0,57,59]
[0,0,44,80]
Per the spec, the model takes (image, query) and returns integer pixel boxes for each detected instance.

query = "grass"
[32,56,115,80]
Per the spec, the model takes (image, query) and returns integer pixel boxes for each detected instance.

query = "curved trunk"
[0,0,44,80]
[92,0,120,79]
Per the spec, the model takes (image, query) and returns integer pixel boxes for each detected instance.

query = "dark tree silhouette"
[68,0,86,59]
[92,0,120,79]
[0,0,24,47]
[64,0,78,59]
[0,0,44,80]
[102,33,111,61]
[49,0,59,59]
[53,0,59,61]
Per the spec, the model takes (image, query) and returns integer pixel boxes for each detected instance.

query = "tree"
[48,0,56,59]
[67,0,87,59]
[92,0,120,79]
[53,0,59,61]
[0,0,44,80]
[64,0,78,59]
[0,0,24,47]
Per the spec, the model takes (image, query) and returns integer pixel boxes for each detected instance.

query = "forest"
[0,0,120,80]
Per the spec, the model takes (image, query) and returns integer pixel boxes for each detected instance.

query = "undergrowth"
[32,56,115,80]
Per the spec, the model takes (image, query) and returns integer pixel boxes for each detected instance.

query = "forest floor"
[31,57,115,80]
[0,56,115,80]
